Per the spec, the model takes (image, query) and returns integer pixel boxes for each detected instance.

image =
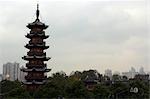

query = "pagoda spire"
[36,4,39,20]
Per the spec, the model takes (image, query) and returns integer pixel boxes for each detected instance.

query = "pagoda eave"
[26,22,48,29]
[25,76,47,80]
[22,56,51,61]
[25,44,49,49]
[21,68,51,72]
[25,33,49,39]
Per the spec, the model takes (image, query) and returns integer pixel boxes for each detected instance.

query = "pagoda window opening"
[29,60,43,65]
[31,37,43,44]
[28,72,44,77]
[35,73,44,77]
[31,28,42,32]
[32,37,42,42]
[36,48,43,53]
[30,48,43,53]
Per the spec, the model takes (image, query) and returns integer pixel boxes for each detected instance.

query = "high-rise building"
[139,67,145,74]
[19,66,26,81]
[129,67,138,78]
[104,69,112,79]
[0,74,2,81]
[122,67,138,79]
[113,71,120,75]
[3,62,20,81]
[21,4,51,92]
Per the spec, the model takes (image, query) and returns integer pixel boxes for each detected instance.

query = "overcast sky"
[0,0,149,75]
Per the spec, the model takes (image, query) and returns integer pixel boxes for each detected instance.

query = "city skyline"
[1,61,149,79]
[0,0,149,75]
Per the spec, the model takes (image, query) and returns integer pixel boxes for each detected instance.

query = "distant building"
[139,67,145,74]
[134,74,149,81]
[83,70,99,90]
[147,72,150,80]
[0,74,3,81]
[129,67,138,78]
[104,69,112,80]
[122,72,131,79]
[19,66,26,81]
[84,75,98,90]
[113,71,120,75]
[122,67,138,79]
[3,62,20,81]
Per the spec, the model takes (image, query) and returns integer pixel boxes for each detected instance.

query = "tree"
[34,71,67,98]
[66,79,93,98]
[93,84,110,98]
[0,80,31,98]
[110,81,129,99]
[128,79,150,99]
[112,74,121,81]
[0,70,149,98]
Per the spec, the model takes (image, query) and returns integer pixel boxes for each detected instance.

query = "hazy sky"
[0,0,149,75]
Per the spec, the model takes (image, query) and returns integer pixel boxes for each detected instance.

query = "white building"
[139,67,145,74]
[122,67,138,79]
[104,69,112,79]
[0,74,2,81]
[113,71,120,75]
[3,62,20,81]
[19,66,26,81]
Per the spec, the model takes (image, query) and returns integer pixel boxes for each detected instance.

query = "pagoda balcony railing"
[26,63,46,67]
[29,41,45,45]
[25,75,47,80]
[30,30,45,34]
[25,43,48,48]
[27,52,46,56]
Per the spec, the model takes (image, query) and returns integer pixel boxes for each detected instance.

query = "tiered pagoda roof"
[21,67,51,72]
[22,4,51,91]
[22,55,51,61]
[26,31,49,39]
[27,19,48,29]
[25,43,49,49]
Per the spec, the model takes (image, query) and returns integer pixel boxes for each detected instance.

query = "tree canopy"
[0,70,149,98]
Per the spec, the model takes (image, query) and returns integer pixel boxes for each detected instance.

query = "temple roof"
[27,19,48,29]
[84,75,99,83]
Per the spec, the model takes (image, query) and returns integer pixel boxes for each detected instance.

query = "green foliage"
[65,80,89,98]
[0,70,149,98]
[128,80,150,99]
[0,80,31,98]
[110,81,130,98]
[93,84,111,98]
[34,72,90,98]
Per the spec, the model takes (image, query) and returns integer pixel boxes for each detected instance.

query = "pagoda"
[21,4,51,91]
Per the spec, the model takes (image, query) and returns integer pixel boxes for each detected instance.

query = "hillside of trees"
[0,69,149,98]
